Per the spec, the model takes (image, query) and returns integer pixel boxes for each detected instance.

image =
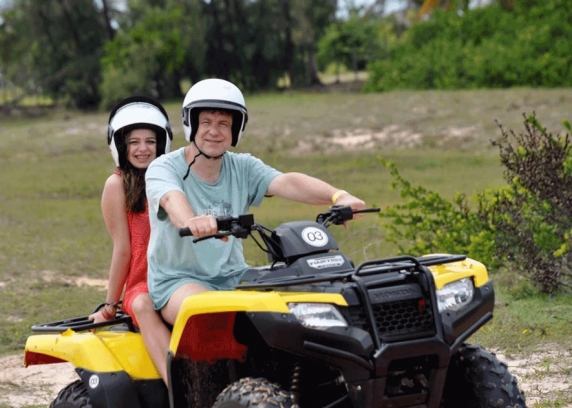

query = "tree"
[317,14,383,82]
[289,0,337,87]
[0,0,115,109]
[100,1,203,108]
[202,0,294,91]
[2,0,348,108]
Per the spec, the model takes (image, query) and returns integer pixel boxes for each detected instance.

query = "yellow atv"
[24,206,526,408]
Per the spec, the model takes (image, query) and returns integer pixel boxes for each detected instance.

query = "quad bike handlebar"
[316,205,380,227]
[178,205,381,243]
[178,213,256,242]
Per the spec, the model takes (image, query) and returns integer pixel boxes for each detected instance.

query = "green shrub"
[379,158,498,268]
[380,115,572,294]
[364,1,572,91]
[487,115,572,293]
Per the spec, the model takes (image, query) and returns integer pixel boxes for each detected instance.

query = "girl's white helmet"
[107,96,173,167]
[181,78,248,146]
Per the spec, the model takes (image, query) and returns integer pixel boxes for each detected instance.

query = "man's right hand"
[184,214,220,238]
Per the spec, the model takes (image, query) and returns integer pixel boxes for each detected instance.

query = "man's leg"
[161,282,210,325]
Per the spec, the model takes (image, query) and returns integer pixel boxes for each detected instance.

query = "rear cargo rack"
[31,303,136,333]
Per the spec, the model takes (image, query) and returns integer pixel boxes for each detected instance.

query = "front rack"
[237,254,467,289]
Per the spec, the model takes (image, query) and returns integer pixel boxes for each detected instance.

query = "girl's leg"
[132,293,171,386]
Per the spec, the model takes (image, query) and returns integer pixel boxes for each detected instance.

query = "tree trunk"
[353,51,358,81]
[281,0,295,88]
[307,47,322,86]
[499,0,514,11]
[57,0,82,54]
[100,0,115,41]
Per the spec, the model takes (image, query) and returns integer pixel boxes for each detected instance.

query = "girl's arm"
[89,174,131,323]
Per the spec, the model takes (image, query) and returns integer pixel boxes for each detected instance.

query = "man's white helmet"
[108,96,173,168]
[182,78,248,147]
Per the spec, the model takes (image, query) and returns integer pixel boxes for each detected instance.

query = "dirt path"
[492,344,572,407]
[1,344,571,407]
[0,354,77,407]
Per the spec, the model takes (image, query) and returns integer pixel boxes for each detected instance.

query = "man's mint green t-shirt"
[145,147,281,310]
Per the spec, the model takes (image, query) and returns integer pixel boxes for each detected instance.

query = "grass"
[0,87,53,107]
[2,86,572,406]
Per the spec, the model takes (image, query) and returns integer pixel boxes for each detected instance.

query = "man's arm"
[266,172,365,209]
[160,191,218,237]
[159,191,196,229]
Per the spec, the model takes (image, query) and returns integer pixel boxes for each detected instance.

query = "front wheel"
[213,377,298,408]
[50,380,93,408]
[441,344,526,408]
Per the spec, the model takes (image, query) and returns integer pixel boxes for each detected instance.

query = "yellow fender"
[428,256,490,289]
[25,328,160,380]
[169,291,348,361]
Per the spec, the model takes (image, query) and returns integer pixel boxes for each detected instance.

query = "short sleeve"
[145,154,185,221]
[243,155,281,207]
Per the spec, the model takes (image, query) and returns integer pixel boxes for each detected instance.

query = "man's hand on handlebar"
[183,215,229,242]
[332,193,366,227]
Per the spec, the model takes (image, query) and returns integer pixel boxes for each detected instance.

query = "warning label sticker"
[307,255,345,269]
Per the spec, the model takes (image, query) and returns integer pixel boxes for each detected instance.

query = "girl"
[89,96,173,386]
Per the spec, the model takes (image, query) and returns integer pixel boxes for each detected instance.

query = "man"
[145,78,366,324]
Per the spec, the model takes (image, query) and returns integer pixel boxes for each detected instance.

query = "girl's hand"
[89,310,107,324]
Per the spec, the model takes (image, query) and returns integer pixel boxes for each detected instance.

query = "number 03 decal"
[301,227,329,247]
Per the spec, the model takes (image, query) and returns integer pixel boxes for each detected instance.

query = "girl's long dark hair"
[121,162,147,213]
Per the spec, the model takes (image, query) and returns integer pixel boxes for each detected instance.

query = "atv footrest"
[383,392,428,408]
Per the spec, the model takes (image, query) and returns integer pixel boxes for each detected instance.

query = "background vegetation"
[2,1,571,110]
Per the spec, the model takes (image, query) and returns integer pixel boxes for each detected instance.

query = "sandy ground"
[492,345,572,407]
[1,343,570,407]
[0,354,77,407]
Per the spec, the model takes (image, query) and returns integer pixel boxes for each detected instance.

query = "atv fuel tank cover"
[301,226,329,247]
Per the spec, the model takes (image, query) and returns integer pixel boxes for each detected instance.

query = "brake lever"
[353,208,381,214]
[329,207,381,225]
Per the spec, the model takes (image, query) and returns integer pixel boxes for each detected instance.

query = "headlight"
[437,278,474,313]
[288,303,348,330]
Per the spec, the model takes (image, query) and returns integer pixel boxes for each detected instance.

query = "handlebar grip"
[179,228,193,237]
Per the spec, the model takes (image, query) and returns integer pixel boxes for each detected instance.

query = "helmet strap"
[182,140,225,181]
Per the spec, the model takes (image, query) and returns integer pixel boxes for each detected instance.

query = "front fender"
[428,256,490,289]
[169,290,347,362]
[25,328,160,380]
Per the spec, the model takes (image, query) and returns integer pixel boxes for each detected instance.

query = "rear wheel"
[213,377,298,408]
[441,344,526,408]
[50,380,92,408]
